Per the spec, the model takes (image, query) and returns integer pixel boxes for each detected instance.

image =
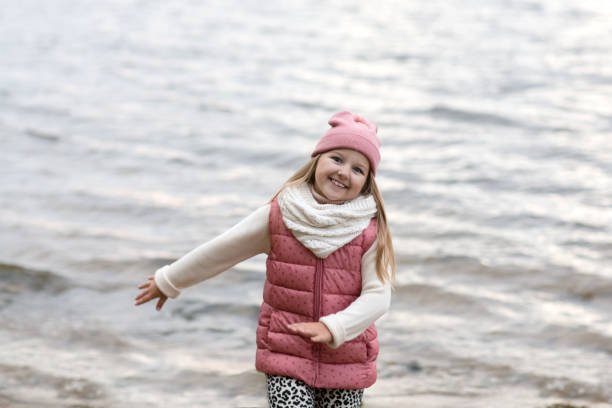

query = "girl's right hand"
[134,275,168,311]
[288,322,332,344]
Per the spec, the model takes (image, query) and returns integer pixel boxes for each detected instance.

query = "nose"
[336,164,349,179]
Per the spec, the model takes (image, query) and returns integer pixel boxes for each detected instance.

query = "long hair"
[271,155,396,285]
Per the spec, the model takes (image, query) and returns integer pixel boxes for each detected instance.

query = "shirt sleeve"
[319,238,392,348]
[154,204,271,298]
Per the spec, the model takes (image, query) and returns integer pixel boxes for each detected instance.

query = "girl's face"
[313,149,370,202]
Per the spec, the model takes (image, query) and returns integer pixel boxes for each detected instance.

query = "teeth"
[331,178,346,188]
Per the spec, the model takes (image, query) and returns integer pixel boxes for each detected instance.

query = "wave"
[171,299,261,322]
[398,253,520,280]
[0,363,107,402]
[532,373,611,402]
[399,251,612,300]
[25,128,61,142]
[429,105,525,128]
[393,282,497,318]
[532,268,612,301]
[424,104,571,132]
[387,349,611,403]
[0,262,71,296]
[535,324,612,355]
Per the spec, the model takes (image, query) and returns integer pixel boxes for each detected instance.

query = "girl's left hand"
[288,322,332,344]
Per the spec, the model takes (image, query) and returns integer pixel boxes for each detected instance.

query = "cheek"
[352,175,367,191]
[313,171,326,192]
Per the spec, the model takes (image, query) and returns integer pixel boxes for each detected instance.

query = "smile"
[330,178,347,189]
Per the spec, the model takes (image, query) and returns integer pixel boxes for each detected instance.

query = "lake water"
[1,0,611,407]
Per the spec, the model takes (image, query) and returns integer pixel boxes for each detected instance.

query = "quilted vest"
[255,198,379,389]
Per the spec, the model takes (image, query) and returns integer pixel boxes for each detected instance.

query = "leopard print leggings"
[266,375,364,408]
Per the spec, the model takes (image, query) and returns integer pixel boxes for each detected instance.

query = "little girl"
[135,111,395,408]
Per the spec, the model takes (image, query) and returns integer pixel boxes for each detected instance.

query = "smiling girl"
[135,111,395,407]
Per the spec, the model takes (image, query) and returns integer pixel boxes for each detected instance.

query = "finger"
[311,333,330,343]
[134,288,151,300]
[288,324,304,333]
[134,291,145,302]
[290,325,313,338]
[134,296,151,306]
[135,288,155,303]
[156,296,167,311]
[138,276,154,287]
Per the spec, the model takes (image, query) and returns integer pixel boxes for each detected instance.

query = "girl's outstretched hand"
[288,322,332,344]
[134,275,167,311]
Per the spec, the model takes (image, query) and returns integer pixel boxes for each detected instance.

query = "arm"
[156,204,270,297]
[319,239,391,348]
[135,204,270,307]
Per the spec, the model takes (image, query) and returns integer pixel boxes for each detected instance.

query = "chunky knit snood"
[277,182,377,258]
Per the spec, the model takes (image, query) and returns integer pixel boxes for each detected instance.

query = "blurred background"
[1,0,611,407]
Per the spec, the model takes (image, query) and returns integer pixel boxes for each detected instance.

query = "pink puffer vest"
[255,198,379,389]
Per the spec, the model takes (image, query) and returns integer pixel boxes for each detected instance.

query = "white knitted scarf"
[277,182,377,258]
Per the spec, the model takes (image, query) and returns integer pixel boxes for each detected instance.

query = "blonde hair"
[271,155,396,285]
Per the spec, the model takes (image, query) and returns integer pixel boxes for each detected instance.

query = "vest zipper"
[313,257,323,386]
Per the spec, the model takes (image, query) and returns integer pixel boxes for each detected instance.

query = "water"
[1,0,611,406]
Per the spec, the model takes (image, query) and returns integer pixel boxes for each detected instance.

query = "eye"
[331,156,342,163]
[353,167,364,175]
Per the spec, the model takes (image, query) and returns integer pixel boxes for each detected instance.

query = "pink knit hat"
[311,111,381,175]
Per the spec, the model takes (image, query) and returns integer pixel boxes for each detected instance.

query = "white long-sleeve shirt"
[154,204,391,348]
